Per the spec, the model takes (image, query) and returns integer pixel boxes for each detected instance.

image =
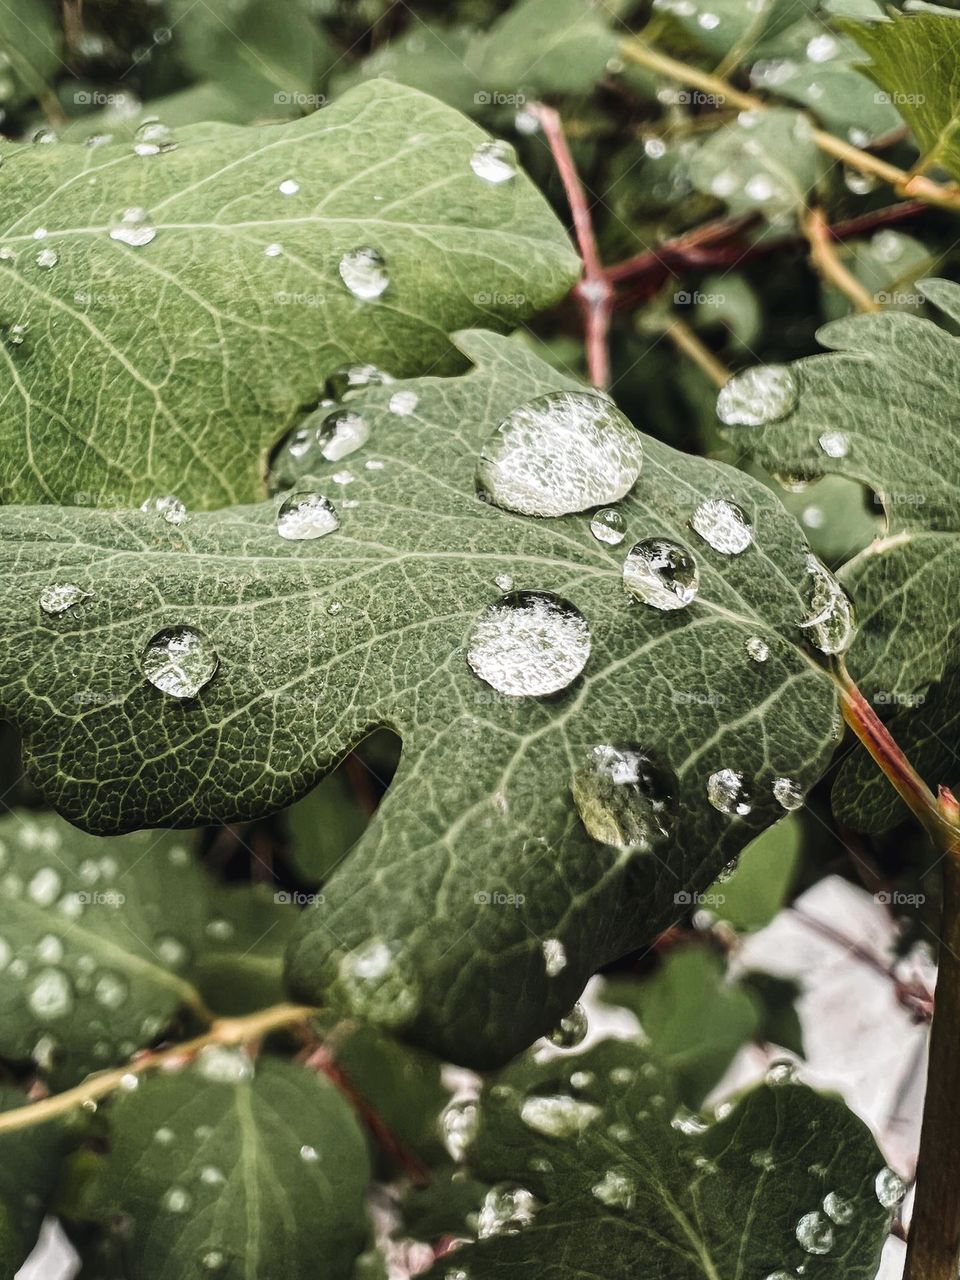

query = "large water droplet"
[470,140,517,184]
[140,494,187,525]
[337,938,421,1027]
[571,743,677,852]
[875,1166,905,1209]
[134,118,177,156]
[690,499,752,555]
[162,1187,192,1213]
[141,626,219,699]
[745,636,769,663]
[466,591,591,697]
[823,1191,855,1224]
[717,365,797,426]
[707,768,752,816]
[799,554,856,655]
[317,409,370,461]
[276,491,340,540]
[519,1094,601,1138]
[40,583,90,616]
[623,538,699,611]
[549,1002,588,1049]
[477,391,642,517]
[796,1210,834,1254]
[27,967,74,1020]
[339,247,389,300]
[477,1185,538,1238]
[110,207,157,247]
[773,777,804,811]
[590,508,626,545]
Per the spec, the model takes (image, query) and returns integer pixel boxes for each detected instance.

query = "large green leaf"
[716,277,960,831]
[0,80,578,509]
[93,1054,371,1280]
[0,331,842,1066]
[0,1090,67,1274]
[436,1039,891,1278]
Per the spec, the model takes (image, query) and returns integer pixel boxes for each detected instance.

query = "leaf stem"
[663,317,731,388]
[0,1003,318,1134]
[802,207,882,314]
[619,37,960,212]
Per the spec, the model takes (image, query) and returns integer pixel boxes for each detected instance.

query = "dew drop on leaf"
[477,1185,539,1237]
[477,390,642,517]
[338,247,389,300]
[110,207,157,247]
[317,409,371,461]
[690,498,753,555]
[201,1251,227,1272]
[134,118,177,155]
[772,777,804,811]
[28,867,61,906]
[337,938,421,1027]
[162,1187,192,1214]
[570,743,677,852]
[818,430,849,459]
[39,583,89,616]
[94,970,129,1010]
[141,626,219,699]
[35,248,58,269]
[195,1044,255,1084]
[299,1145,318,1163]
[548,1002,588,1049]
[670,1105,709,1135]
[798,554,856,655]
[27,967,74,1020]
[623,538,699,611]
[592,1168,636,1210]
[745,636,770,663]
[796,1210,834,1254]
[388,389,419,416]
[823,1191,855,1224]
[441,1097,479,1161]
[875,1166,906,1209]
[278,178,300,196]
[466,590,591,697]
[276,491,340,540]
[519,1094,602,1138]
[140,494,187,525]
[541,938,567,977]
[590,508,626,545]
[717,365,798,426]
[470,140,518,184]
[493,573,514,592]
[706,768,752,816]
[326,363,393,399]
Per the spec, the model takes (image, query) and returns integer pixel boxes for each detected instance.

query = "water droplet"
[140,494,187,525]
[466,591,591,697]
[110,207,157,247]
[796,1210,834,1254]
[494,573,514,592]
[201,1252,227,1272]
[519,1094,601,1138]
[134,118,177,155]
[40,583,90,616]
[388,389,419,416]
[807,33,839,61]
[299,1144,318,1162]
[441,1097,479,1161]
[35,934,63,964]
[317,409,370,461]
[264,242,283,258]
[337,938,421,1027]
[205,917,235,943]
[477,391,642,517]
[470,139,517,184]
[571,743,677,852]
[707,768,752,816]
[32,127,58,145]
[29,868,61,906]
[196,1044,254,1084]
[819,430,850,462]
[592,1168,636,1209]
[339,247,389,300]
[799,554,856,655]
[671,1105,709,1135]
[162,1187,191,1213]
[690,499,752,555]
[328,600,343,615]
[27,967,74,1020]
[875,1166,905,1209]
[823,1191,855,1224]
[623,539,699,611]
[766,1059,798,1084]
[549,1002,588,1049]
[773,777,804,811]
[477,1185,538,1237]
[542,938,567,977]
[717,365,797,426]
[326,364,393,399]
[590,508,626,545]
[746,636,769,663]
[276,491,339,541]
[278,178,299,196]
[141,627,219,699]
[94,970,129,1010]
[36,248,58,269]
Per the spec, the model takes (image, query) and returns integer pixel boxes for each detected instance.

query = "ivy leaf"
[0,80,578,509]
[716,278,960,831]
[0,331,841,1066]
[0,1090,67,1274]
[92,1054,371,1280]
[441,1039,890,1278]
[841,11,960,179]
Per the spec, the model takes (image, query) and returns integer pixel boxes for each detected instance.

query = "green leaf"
[0,1090,67,1274]
[191,883,297,1017]
[707,812,803,930]
[93,1054,371,1280]
[0,0,60,110]
[465,0,620,97]
[443,1039,890,1278]
[0,80,578,509]
[841,11,960,179]
[0,331,842,1066]
[716,277,960,831]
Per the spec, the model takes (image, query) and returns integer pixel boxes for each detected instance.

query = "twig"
[803,207,882,314]
[620,38,960,213]
[664,317,731,388]
[531,102,614,388]
[0,1003,318,1134]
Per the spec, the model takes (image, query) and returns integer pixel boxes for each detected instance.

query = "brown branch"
[664,317,731,388]
[803,207,882,314]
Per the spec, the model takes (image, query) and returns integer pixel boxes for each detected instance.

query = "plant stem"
[619,37,960,212]
[531,102,614,388]
[664,317,731,387]
[803,207,882,314]
[0,1003,318,1134]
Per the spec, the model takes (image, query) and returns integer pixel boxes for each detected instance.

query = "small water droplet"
[36,248,58,269]
[477,1185,538,1237]
[339,247,389,300]
[671,1105,709,1135]
[590,508,626,545]
[623,539,699,611]
[717,365,797,426]
[317,409,370,461]
[141,626,219,699]
[823,1190,855,1224]
[278,178,299,196]
[201,1251,227,1272]
[94,970,129,1010]
[592,1168,636,1209]
[477,391,642,517]
[470,139,517,184]
[766,1059,798,1084]
[875,1166,905,1209]
[337,938,421,1027]
[519,1094,601,1138]
[154,1126,174,1145]
[796,1210,834,1254]
[299,1145,318,1163]
[549,1002,588,1049]
[326,364,393,399]
[110,207,157,247]
[818,431,849,460]
[441,1097,479,1161]
[134,118,177,155]
[162,1187,191,1214]
[466,590,591,697]
[28,868,61,906]
[32,127,58,145]
[264,242,283,257]
[571,743,677,852]
[156,934,189,967]
[196,1044,254,1084]
[27,967,74,1020]
[773,777,804,811]
[690,498,752,555]
[40,583,90,616]
[542,938,567,977]
[140,494,187,525]
[799,554,856,655]
[746,636,770,663]
[707,768,752,816]
[276,491,339,540]
[35,934,63,964]
[388,389,419,416]
[328,600,343,615]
